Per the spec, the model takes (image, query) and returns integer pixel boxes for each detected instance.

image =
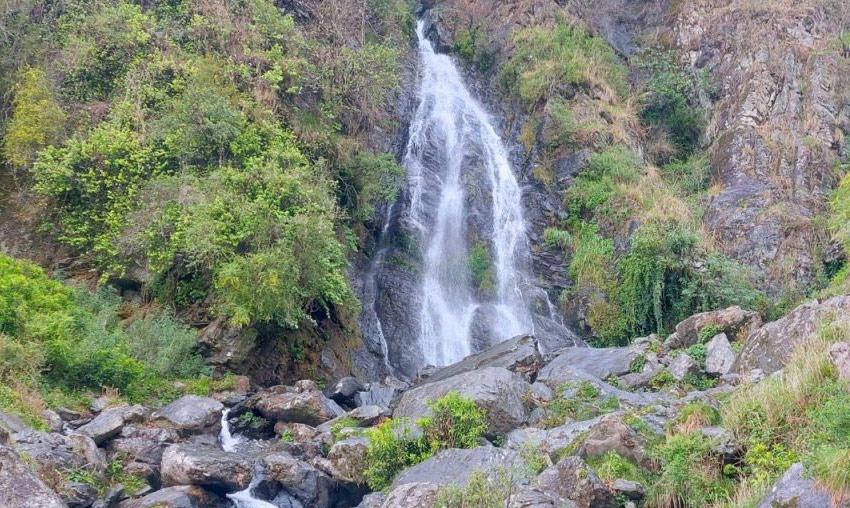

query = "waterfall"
[219,409,243,452]
[404,20,533,367]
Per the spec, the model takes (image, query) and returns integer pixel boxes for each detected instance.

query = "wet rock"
[327,437,369,485]
[705,333,736,376]
[541,345,645,381]
[668,353,699,381]
[755,463,845,508]
[0,444,67,508]
[61,481,98,508]
[666,306,762,349]
[160,443,252,492]
[379,482,440,508]
[118,485,227,508]
[829,342,850,381]
[326,377,366,408]
[392,447,520,488]
[420,334,543,385]
[580,415,649,468]
[393,367,530,436]
[734,296,850,375]
[536,456,617,508]
[153,395,223,436]
[250,381,344,426]
[262,451,333,508]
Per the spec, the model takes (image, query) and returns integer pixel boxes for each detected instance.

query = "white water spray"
[405,21,533,367]
[227,476,277,508]
[219,409,243,452]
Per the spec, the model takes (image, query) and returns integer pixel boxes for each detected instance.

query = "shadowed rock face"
[0,445,68,508]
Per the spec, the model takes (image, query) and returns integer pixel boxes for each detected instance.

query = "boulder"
[356,492,386,508]
[829,342,850,381]
[262,452,333,508]
[700,426,740,458]
[509,487,578,508]
[666,306,762,350]
[537,456,617,508]
[67,433,107,474]
[318,405,389,433]
[612,479,644,500]
[0,444,68,508]
[13,430,88,472]
[580,415,649,468]
[251,381,344,426]
[536,363,666,409]
[355,377,409,408]
[76,409,128,445]
[705,333,736,376]
[326,377,366,408]
[106,426,179,487]
[420,334,543,385]
[160,443,252,492]
[540,346,644,381]
[735,296,850,375]
[153,396,223,436]
[755,463,847,508]
[60,481,98,508]
[668,353,699,381]
[392,447,520,489]
[0,409,31,434]
[327,437,369,485]
[43,409,64,432]
[393,367,530,436]
[118,485,227,508]
[91,484,124,508]
[379,482,440,508]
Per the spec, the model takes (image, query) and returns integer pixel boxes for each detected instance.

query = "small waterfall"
[404,20,533,367]
[227,476,277,508]
[219,409,243,452]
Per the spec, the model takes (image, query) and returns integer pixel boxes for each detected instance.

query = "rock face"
[580,415,649,468]
[420,334,543,384]
[668,353,699,381]
[250,381,345,426]
[77,405,147,445]
[153,396,223,436]
[705,333,736,376]
[327,437,369,485]
[0,444,68,508]
[536,456,617,508]
[393,367,530,436]
[755,463,848,508]
[263,452,334,508]
[734,296,850,375]
[666,307,762,350]
[392,447,520,489]
[160,443,252,492]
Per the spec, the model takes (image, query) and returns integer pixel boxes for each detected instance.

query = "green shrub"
[587,451,653,486]
[2,67,66,170]
[331,416,361,441]
[543,228,572,250]
[364,418,429,491]
[435,468,518,508]
[648,432,734,508]
[698,324,725,344]
[687,344,708,366]
[419,391,487,450]
[469,243,495,292]
[336,151,405,223]
[675,402,720,430]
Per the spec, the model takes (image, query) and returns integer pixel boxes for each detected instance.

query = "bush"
[364,418,429,491]
[419,391,487,450]
[648,432,734,508]
[587,452,653,486]
[468,243,495,292]
[2,67,66,170]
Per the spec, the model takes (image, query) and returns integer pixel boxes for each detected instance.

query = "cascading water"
[405,20,533,367]
[219,409,242,452]
[219,410,275,508]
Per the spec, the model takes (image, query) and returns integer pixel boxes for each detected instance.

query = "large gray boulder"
[106,426,180,487]
[118,485,227,508]
[668,353,699,381]
[0,444,68,508]
[535,363,665,409]
[666,306,762,350]
[153,395,223,436]
[77,405,147,445]
[755,463,848,508]
[579,414,650,468]
[262,451,334,508]
[506,415,607,458]
[379,482,440,508]
[327,437,369,485]
[393,367,530,436]
[705,333,736,376]
[160,443,252,492]
[250,381,344,426]
[830,342,850,381]
[734,296,850,375]
[392,447,520,489]
[536,456,617,508]
[539,345,644,381]
[420,334,543,385]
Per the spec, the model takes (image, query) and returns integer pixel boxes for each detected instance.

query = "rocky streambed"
[3,297,850,508]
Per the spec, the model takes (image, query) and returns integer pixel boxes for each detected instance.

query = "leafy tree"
[2,67,66,170]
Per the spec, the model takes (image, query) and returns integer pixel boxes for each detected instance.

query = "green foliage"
[280,429,294,443]
[364,418,430,491]
[629,355,647,374]
[331,416,361,441]
[542,96,578,152]
[687,344,708,366]
[435,468,520,508]
[662,154,711,193]
[830,173,850,254]
[650,371,676,391]
[542,228,572,250]
[587,451,653,486]
[453,23,493,73]
[337,151,405,223]
[544,381,615,427]
[675,402,720,429]
[419,391,488,450]
[502,17,628,106]
[637,49,706,161]
[565,147,640,222]
[2,67,66,169]
[698,324,725,344]
[469,243,495,292]
[648,432,734,508]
